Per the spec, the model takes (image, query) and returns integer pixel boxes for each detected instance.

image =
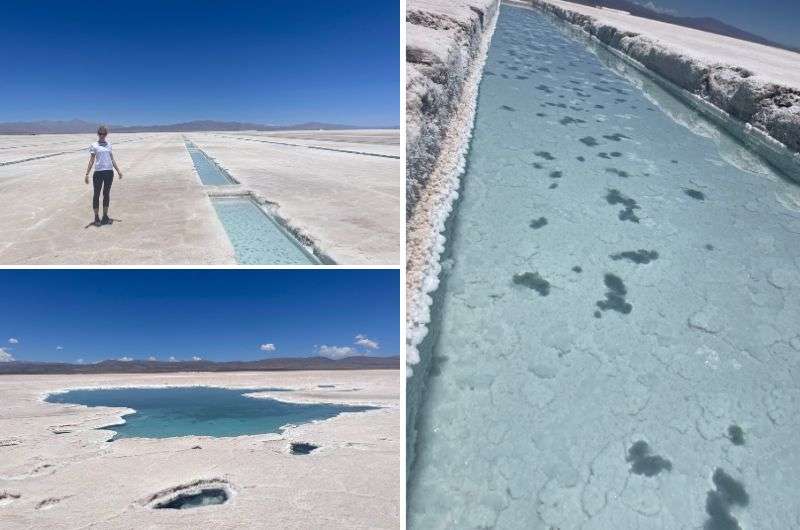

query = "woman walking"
[84,125,123,226]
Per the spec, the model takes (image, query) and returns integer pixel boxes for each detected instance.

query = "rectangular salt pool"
[408,4,800,530]
[212,197,318,265]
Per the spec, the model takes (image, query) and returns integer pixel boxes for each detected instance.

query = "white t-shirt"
[89,141,113,171]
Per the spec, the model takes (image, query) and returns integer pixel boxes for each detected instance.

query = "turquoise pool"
[47,386,375,439]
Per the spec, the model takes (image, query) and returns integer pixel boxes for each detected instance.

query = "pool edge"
[405,0,502,477]
[529,0,800,183]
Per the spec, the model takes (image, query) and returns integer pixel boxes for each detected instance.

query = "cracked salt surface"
[408,5,800,529]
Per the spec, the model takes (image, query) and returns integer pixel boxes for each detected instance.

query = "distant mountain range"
[564,0,800,53]
[0,356,400,375]
[0,119,399,135]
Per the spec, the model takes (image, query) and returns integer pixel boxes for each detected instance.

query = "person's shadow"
[84,218,123,229]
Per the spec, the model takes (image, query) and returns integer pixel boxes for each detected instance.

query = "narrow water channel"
[184,140,237,185]
[409,4,800,529]
[211,197,318,265]
[183,139,319,264]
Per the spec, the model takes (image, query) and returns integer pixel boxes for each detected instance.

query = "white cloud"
[354,334,379,350]
[75,358,85,364]
[148,356,157,361]
[168,356,177,362]
[192,356,202,361]
[317,345,358,360]
[56,345,64,350]
[317,334,382,359]
[0,348,15,362]
[632,0,676,15]
[8,338,18,344]
[118,356,133,362]
[259,343,276,352]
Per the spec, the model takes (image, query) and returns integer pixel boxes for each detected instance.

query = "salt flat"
[0,133,234,265]
[0,370,399,529]
[229,129,401,158]
[0,130,399,264]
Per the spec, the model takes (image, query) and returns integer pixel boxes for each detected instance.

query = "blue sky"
[0,270,399,364]
[636,0,800,49]
[0,0,399,126]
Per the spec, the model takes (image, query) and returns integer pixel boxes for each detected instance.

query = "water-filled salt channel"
[211,197,318,265]
[408,5,800,529]
[183,139,319,264]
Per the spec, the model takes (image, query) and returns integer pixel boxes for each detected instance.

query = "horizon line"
[0,117,401,128]
[3,354,401,364]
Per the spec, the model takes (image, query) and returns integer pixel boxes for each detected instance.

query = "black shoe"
[93,217,101,226]
[101,215,110,225]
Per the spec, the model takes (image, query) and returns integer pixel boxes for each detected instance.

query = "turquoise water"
[47,387,374,439]
[185,143,236,185]
[212,197,317,264]
[409,5,800,529]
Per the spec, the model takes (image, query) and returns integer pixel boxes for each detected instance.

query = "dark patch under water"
[704,468,749,530]
[727,425,745,446]
[579,136,598,147]
[572,266,582,273]
[513,272,551,296]
[684,188,706,201]
[549,182,559,189]
[596,273,632,314]
[712,469,749,506]
[559,116,586,125]
[530,217,548,229]
[626,440,672,477]
[549,170,562,179]
[534,151,555,160]
[606,189,641,223]
[603,133,630,141]
[610,249,659,264]
[501,105,516,111]
[606,167,631,178]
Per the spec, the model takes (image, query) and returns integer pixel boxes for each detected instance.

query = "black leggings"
[92,170,114,210]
